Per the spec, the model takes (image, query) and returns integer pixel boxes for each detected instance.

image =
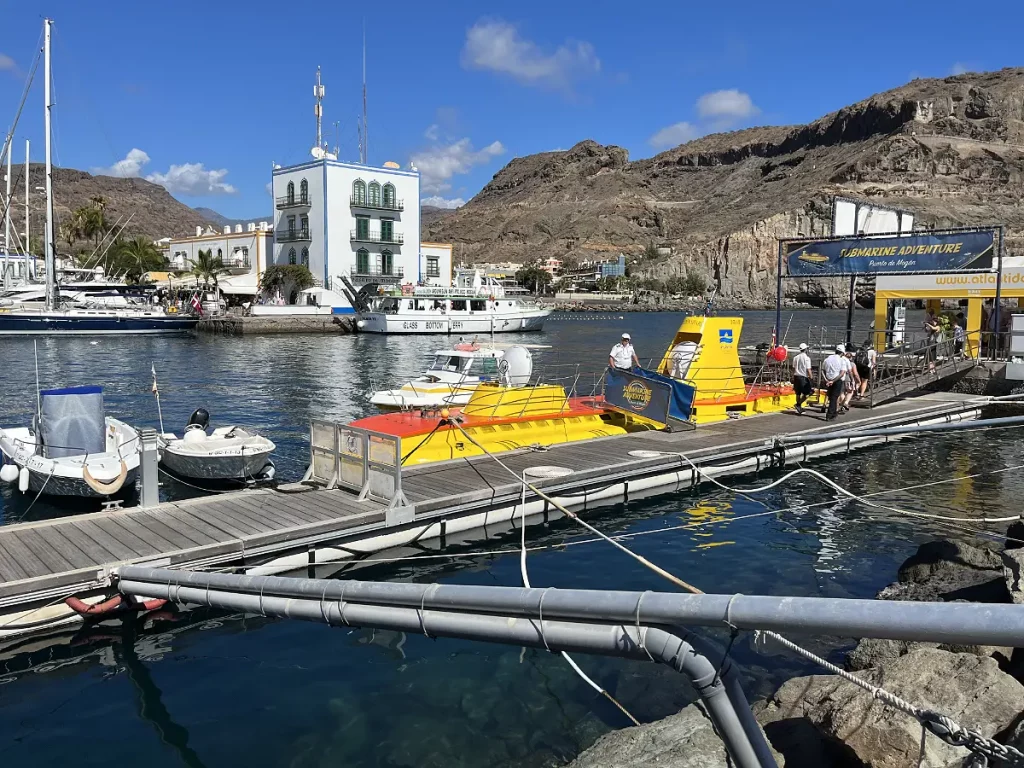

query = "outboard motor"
[186,408,210,431]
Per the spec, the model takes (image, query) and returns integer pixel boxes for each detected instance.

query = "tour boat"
[369,343,508,411]
[352,348,624,466]
[159,409,276,482]
[0,386,140,498]
[354,269,551,335]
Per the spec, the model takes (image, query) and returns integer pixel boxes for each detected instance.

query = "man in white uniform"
[670,340,699,380]
[821,344,846,421]
[609,333,639,371]
[791,342,813,414]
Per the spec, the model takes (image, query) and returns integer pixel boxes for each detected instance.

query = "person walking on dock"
[792,342,813,415]
[855,342,876,398]
[822,344,846,421]
[840,348,861,412]
[609,333,639,371]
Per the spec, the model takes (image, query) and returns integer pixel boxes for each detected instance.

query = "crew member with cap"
[609,333,639,371]
[791,342,813,415]
[821,344,847,421]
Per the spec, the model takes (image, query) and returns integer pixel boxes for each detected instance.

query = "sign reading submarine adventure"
[786,230,996,277]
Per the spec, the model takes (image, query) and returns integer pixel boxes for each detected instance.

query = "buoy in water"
[0,463,18,484]
[18,466,29,493]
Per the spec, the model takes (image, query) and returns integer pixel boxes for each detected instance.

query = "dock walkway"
[0,391,985,637]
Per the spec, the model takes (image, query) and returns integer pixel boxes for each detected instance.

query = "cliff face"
[423,68,1024,302]
[3,165,214,249]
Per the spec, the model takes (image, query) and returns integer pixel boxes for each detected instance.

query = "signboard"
[786,230,995,277]
[604,367,695,426]
[877,267,1024,299]
[831,197,914,237]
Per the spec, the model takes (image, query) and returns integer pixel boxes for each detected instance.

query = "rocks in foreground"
[758,648,1024,768]
[566,701,783,768]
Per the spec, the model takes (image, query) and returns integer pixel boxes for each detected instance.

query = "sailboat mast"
[4,134,10,289]
[361,25,367,164]
[43,18,55,311]
[24,139,29,273]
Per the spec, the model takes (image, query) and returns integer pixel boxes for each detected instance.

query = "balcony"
[350,196,404,212]
[222,256,251,273]
[275,195,311,210]
[277,229,312,243]
[350,230,404,245]
[350,265,405,285]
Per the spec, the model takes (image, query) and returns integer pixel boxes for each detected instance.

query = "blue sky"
[1,0,1020,219]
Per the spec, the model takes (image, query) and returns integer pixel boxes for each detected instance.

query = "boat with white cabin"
[0,385,140,498]
[370,344,507,411]
[353,269,551,335]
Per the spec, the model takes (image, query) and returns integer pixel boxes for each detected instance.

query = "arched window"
[381,249,393,276]
[356,248,370,274]
[382,183,396,209]
[286,181,295,204]
[288,248,296,265]
[368,181,381,207]
[216,248,223,260]
[299,178,308,204]
[352,179,366,205]
[300,247,309,267]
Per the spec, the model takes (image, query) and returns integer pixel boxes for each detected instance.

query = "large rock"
[876,539,1010,603]
[1002,548,1024,604]
[848,637,1013,671]
[758,649,1024,768]
[567,701,783,768]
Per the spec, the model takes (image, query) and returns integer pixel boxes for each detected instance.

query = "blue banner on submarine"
[786,230,995,277]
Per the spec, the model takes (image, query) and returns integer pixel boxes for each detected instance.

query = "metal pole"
[774,241,783,347]
[4,134,11,288]
[117,567,1024,648]
[776,413,1019,442]
[138,428,160,509]
[43,19,55,311]
[994,226,1004,357]
[117,576,774,768]
[24,139,29,275]
[845,275,856,347]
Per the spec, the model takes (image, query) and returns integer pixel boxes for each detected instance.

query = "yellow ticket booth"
[875,267,1024,358]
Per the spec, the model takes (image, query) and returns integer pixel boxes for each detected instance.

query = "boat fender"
[82,460,128,495]
[0,463,18,484]
[18,466,29,493]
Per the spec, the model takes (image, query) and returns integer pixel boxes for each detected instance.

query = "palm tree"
[108,235,165,284]
[59,217,82,256]
[191,248,229,287]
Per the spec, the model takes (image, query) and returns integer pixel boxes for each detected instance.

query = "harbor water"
[2,309,1016,768]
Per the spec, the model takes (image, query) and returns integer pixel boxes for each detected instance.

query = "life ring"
[454,342,479,352]
[167,306,178,314]
[83,459,128,495]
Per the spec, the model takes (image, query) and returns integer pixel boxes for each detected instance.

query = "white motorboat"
[352,269,552,335]
[370,344,506,411]
[158,409,275,481]
[0,386,140,498]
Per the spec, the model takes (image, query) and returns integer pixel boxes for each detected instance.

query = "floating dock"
[0,390,985,641]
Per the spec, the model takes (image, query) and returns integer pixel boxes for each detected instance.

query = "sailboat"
[0,19,199,336]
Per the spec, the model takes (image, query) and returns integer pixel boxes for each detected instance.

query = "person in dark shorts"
[791,342,813,414]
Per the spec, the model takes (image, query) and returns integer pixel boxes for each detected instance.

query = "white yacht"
[369,344,506,411]
[355,269,551,335]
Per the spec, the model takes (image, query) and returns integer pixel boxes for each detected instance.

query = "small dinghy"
[0,385,140,498]
[158,409,275,482]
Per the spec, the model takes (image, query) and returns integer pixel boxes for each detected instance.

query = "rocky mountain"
[423,68,1024,303]
[2,165,221,251]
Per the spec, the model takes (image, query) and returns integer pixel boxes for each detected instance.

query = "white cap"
[836,343,846,353]
[799,343,808,351]
[621,333,631,339]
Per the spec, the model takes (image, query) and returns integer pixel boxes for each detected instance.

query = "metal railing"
[350,230,404,245]
[275,195,311,209]
[277,229,311,243]
[351,265,405,280]
[350,196,404,211]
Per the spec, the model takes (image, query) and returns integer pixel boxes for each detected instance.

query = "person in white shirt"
[669,340,698,380]
[609,333,639,371]
[791,342,813,414]
[841,349,861,411]
[821,344,846,421]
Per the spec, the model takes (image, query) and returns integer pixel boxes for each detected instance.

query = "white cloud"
[411,138,505,195]
[92,148,151,177]
[146,163,237,196]
[648,121,700,149]
[265,182,272,195]
[461,19,600,90]
[424,124,440,141]
[422,195,465,209]
[91,148,237,196]
[0,53,16,73]
[696,89,759,121]
[950,62,969,75]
